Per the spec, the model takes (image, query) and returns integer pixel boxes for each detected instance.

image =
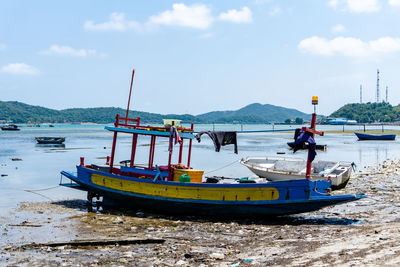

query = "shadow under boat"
[35,143,66,148]
[51,199,362,226]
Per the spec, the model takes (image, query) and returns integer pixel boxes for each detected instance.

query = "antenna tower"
[376,69,380,103]
[386,86,388,103]
[360,84,362,103]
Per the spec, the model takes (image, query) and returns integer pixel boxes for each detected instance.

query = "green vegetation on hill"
[0,101,310,124]
[330,102,399,123]
[197,103,310,123]
[0,101,202,124]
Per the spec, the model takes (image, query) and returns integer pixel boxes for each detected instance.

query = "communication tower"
[376,69,380,103]
[386,86,388,103]
[360,84,362,103]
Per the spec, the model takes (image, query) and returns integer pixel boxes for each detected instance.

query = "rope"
[24,190,53,201]
[23,185,60,201]
[204,160,239,174]
[24,185,60,192]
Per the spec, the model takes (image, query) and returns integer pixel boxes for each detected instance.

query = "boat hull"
[1,127,20,131]
[35,137,65,144]
[61,166,363,217]
[354,132,396,141]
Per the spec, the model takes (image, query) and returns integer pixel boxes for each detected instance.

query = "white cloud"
[149,3,213,29]
[85,4,253,32]
[389,0,400,6]
[84,12,141,31]
[332,24,346,33]
[218,7,252,23]
[40,45,100,57]
[0,43,6,50]
[1,63,40,75]
[298,36,400,58]
[328,0,339,9]
[328,0,381,13]
[269,7,281,16]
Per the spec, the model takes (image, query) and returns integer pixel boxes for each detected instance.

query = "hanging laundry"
[168,126,182,152]
[293,131,316,162]
[195,131,238,154]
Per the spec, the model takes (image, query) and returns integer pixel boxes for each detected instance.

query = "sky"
[1,0,400,116]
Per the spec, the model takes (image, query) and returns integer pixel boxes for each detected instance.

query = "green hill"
[0,101,203,124]
[330,102,400,123]
[197,103,310,123]
[0,101,311,124]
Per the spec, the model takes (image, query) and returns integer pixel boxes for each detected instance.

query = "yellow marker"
[312,96,318,105]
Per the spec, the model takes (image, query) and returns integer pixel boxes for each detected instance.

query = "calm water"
[1,123,399,214]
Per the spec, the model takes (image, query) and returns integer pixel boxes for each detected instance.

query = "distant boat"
[328,118,357,125]
[287,141,327,151]
[354,132,396,141]
[35,137,65,144]
[1,124,20,131]
[49,125,55,127]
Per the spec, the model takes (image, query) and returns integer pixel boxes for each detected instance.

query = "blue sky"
[1,0,400,116]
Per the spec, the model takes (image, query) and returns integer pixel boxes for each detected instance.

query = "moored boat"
[240,157,353,190]
[287,141,327,150]
[59,69,364,217]
[35,137,65,144]
[1,124,20,131]
[354,132,396,141]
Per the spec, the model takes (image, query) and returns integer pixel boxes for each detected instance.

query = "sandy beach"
[1,158,400,266]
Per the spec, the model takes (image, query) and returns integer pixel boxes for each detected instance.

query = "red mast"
[302,96,324,179]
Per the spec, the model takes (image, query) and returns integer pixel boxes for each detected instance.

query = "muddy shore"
[2,160,400,266]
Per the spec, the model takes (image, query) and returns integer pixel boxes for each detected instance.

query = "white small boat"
[240,157,353,190]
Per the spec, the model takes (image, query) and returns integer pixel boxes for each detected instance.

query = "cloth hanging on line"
[195,131,238,154]
[168,126,182,152]
[293,131,316,162]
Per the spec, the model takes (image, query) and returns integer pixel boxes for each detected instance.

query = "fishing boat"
[1,124,20,131]
[354,132,396,141]
[35,137,65,144]
[287,141,327,150]
[60,70,364,217]
[240,157,352,190]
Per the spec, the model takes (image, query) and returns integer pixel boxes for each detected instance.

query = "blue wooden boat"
[355,132,396,141]
[60,70,364,217]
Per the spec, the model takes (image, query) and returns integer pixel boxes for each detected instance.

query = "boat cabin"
[84,114,203,183]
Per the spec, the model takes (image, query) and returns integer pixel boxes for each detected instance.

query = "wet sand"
[2,160,400,266]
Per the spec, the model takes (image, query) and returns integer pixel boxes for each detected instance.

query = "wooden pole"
[125,69,135,124]
[305,113,316,179]
[187,124,194,168]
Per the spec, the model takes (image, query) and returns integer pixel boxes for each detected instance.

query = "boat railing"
[114,114,193,133]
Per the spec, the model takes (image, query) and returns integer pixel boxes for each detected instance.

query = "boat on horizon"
[59,69,364,217]
[354,132,396,141]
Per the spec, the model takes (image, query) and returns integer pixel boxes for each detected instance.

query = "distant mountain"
[0,101,310,124]
[197,103,310,123]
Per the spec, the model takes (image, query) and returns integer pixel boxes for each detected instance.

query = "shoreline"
[2,160,400,266]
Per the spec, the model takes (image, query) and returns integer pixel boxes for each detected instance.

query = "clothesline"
[193,129,294,134]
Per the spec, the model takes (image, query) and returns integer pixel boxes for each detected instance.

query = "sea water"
[0,123,399,214]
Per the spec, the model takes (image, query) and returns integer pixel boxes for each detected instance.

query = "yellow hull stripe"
[91,174,279,201]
